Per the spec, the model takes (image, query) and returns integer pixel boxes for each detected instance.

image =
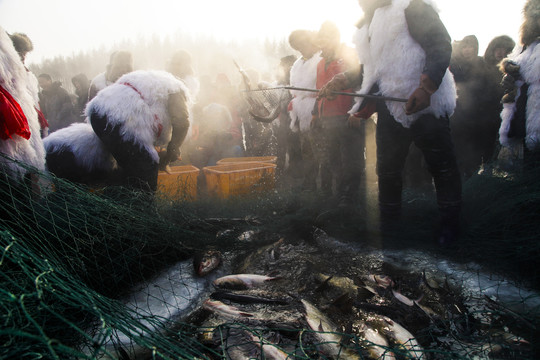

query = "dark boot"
[437,205,461,246]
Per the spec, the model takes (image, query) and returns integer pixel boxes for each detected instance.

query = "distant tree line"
[28,31,293,93]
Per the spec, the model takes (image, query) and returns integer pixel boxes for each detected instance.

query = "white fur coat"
[85,70,190,163]
[499,41,540,151]
[43,122,117,172]
[351,0,456,128]
[289,52,322,133]
[0,27,45,179]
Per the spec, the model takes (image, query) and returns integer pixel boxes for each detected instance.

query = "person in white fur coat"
[499,0,540,170]
[86,70,190,193]
[43,122,118,186]
[0,27,46,184]
[288,29,322,192]
[320,0,462,244]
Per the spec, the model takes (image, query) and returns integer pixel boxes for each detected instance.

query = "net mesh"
[0,152,539,359]
[241,88,288,123]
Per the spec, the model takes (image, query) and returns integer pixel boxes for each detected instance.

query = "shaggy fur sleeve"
[165,91,190,163]
[405,0,452,87]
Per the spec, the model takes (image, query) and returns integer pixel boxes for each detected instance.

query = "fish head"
[195,250,221,276]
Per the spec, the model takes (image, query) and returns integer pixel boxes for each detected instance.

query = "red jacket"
[316,58,353,118]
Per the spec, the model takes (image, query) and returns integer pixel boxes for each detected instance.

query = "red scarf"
[35,106,49,129]
[0,84,31,140]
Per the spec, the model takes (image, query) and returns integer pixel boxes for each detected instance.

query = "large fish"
[213,274,281,290]
[314,273,360,298]
[359,322,396,360]
[365,315,423,359]
[249,333,290,360]
[201,299,254,319]
[301,299,361,360]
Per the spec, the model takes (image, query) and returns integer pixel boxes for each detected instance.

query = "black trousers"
[90,111,158,192]
[375,102,462,222]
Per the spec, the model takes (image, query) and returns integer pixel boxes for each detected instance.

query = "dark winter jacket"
[39,81,78,133]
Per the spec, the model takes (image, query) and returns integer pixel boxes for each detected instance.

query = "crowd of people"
[1,0,539,246]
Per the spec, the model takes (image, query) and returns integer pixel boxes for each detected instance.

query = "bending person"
[86,70,190,193]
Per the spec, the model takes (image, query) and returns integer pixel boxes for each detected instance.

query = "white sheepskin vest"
[0,27,45,179]
[289,52,322,133]
[351,0,456,128]
[499,41,540,151]
[43,122,117,172]
[86,70,189,163]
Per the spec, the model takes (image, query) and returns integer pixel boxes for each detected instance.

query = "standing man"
[288,29,322,192]
[88,50,133,101]
[312,21,364,207]
[321,0,461,244]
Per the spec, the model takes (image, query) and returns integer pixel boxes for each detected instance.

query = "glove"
[347,114,364,129]
[348,99,376,128]
[318,73,350,101]
[311,115,321,129]
[158,149,181,171]
[500,60,521,103]
[501,59,521,78]
[405,74,437,115]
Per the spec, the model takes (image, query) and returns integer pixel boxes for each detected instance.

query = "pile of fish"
[182,229,534,359]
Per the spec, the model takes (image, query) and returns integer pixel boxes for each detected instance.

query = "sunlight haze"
[0,0,528,64]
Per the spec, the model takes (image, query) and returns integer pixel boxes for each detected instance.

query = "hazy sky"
[0,0,528,65]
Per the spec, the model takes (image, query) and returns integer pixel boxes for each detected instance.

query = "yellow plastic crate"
[203,162,276,199]
[157,165,200,200]
[216,156,277,165]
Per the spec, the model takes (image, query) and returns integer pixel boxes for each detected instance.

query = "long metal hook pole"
[244,86,408,103]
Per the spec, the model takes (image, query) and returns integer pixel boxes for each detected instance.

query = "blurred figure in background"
[480,35,516,166]
[88,50,133,101]
[312,21,363,208]
[449,35,489,179]
[288,29,322,191]
[188,102,235,168]
[499,0,540,170]
[9,32,48,137]
[71,73,90,119]
[167,49,200,99]
[38,73,78,133]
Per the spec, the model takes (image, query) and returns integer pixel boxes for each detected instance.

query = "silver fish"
[373,316,424,359]
[301,299,361,360]
[359,322,396,360]
[249,333,290,360]
[202,299,254,319]
[213,274,281,290]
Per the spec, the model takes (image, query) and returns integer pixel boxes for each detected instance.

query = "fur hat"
[521,0,540,46]
[280,55,297,68]
[8,32,33,60]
